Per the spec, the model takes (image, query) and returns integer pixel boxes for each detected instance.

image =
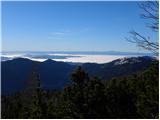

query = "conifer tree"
[61,66,89,118]
[28,64,46,118]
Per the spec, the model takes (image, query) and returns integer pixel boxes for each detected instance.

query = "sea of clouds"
[0,52,143,64]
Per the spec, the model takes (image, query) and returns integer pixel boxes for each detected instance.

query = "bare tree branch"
[127,1,159,56]
[138,1,159,31]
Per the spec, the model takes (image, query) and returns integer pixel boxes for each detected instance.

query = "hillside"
[1,56,156,94]
[1,59,158,119]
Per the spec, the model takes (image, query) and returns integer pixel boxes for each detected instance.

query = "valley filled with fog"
[1,51,148,63]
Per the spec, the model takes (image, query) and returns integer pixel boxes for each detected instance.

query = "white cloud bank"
[1,53,135,64]
[52,54,126,63]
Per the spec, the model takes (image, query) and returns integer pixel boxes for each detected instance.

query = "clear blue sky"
[2,1,158,52]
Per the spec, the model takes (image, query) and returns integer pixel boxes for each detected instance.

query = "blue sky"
[2,1,158,52]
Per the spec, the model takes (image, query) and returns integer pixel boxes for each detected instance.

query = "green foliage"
[134,62,159,118]
[1,62,159,119]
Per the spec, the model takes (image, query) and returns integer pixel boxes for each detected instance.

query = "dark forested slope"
[1,56,156,94]
[1,60,159,119]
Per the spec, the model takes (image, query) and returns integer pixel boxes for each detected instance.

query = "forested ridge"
[2,56,154,94]
[1,61,159,119]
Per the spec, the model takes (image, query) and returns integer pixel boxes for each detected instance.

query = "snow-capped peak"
[114,57,141,65]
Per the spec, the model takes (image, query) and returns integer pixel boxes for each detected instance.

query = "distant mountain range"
[2,50,153,55]
[1,56,156,95]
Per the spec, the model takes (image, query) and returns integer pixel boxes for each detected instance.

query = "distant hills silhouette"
[1,56,156,95]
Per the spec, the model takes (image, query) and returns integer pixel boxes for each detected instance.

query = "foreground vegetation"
[1,61,159,119]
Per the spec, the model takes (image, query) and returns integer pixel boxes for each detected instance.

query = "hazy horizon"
[1,50,153,63]
[1,50,152,54]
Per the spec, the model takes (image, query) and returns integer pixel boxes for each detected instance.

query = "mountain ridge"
[1,56,156,95]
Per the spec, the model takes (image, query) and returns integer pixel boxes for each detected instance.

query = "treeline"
[1,61,159,119]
